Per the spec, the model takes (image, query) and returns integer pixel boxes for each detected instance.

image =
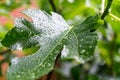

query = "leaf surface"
[61,15,102,63]
[1,9,102,80]
[2,9,71,80]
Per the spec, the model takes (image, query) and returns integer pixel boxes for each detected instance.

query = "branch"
[101,0,113,19]
[49,0,57,12]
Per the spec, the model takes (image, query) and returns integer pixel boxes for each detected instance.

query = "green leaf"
[111,0,120,18]
[61,15,102,63]
[1,17,41,50]
[0,26,9,39]
[1,9,71,80]
[1,9,102,80]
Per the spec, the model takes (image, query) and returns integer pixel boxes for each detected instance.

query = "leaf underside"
[1,9,102,80]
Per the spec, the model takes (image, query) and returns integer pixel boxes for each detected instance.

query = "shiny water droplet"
[21,30,23,32]
[79,45,82,47]
[31,73,35,79]
[16,75,20,78]
[21,72,24,74]
[81,39,83,41]
[111,18,115,21]
[89,46,92,48]
[81,49,85,54]
[73,56,85,63]
[48,63,51,67]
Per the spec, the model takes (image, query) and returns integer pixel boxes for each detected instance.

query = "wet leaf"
[2,9,71,80]
[61,15,103,63]
[1,9,102,80]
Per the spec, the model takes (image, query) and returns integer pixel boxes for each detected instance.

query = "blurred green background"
[0,0,120,80]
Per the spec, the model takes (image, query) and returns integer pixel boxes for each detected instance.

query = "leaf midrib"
[33,26,74,73]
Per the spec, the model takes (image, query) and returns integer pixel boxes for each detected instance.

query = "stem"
[101,0,105,14]
[49,0,57,12]
[101,0,113,19]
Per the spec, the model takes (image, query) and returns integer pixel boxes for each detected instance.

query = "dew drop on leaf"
[81,49,86,54]
[89,46,92,48]
[31,73,35,79]
[20,30,23,32]
[16,75,20,78]
[81,39,83,41]
[48,63,51,67]
[79,45,82,47]
[73,56,85,63]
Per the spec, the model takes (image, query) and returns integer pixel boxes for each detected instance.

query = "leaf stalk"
[101,0,113,19]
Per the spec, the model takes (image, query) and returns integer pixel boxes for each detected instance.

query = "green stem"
[49,0,58,12]
[101,0,105,14]
[101,0,113,19]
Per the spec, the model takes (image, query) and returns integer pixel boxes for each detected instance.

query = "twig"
[49,0,58,12]
[101,0,113,19]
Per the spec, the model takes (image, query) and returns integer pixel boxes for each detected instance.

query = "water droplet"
[48,63,51,67]
[111,18,115,21]
[114,56,120,62]
[21,30,23,32]
[16,75,20,78]
[31,73,35,79]
[81,49,85,54]
[73,56,85,63]
[79,45,82,47]
[89,46,92,48]
[21,72,24,74]
[81,39,83,41]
